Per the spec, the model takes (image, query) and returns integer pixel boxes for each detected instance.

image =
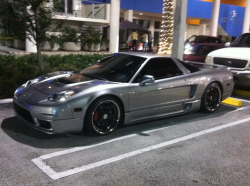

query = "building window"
[53,0,72,14]
[154,21,161,29]
[133,19,150,29]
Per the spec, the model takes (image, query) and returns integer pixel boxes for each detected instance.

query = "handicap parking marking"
[31,116,250,180]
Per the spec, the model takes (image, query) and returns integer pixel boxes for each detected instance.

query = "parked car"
[184,35,225,62]
[205,33,250,87]
[13,53,234,135]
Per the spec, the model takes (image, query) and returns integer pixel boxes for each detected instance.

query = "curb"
[0,98,13,104]
[222,97,242,107]
[233,89,250,97]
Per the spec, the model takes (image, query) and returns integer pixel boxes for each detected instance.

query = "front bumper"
[13,97,84,134]
[232,70,250,87]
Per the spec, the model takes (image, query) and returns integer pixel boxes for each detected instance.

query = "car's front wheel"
[200,82,222,113]
[85,97,121,135]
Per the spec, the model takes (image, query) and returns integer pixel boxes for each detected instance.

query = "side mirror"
[225,42,231,47]
[139,75,155,86]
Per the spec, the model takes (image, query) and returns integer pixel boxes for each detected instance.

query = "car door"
[129,58,192,122]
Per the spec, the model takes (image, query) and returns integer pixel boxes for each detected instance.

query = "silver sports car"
[13,53,234,135]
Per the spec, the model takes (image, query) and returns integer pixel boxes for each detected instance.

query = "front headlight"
[205,56,213,64]
[184,47,194,55]
[48,90,75,102]
[184,43,191,49]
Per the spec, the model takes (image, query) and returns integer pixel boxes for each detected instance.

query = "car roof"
[192,35,221,39]
[117,52,171,59]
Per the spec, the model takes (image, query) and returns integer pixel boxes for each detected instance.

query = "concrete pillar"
[199,19,207,35]
[26,37,37,53]
[106,4,110,21]
[172,0,187,60]
[26,6,37,53]
[124,10,133,22]
[91,3,95,18]
[72,0,79,17]
[109,0,120,53]
[149,19,154,33]
[65,0,68,15]
[185,23,188,40]
[242,0,250,34]
[209,0,220,36]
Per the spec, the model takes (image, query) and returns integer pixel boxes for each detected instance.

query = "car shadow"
[1,104,237,149]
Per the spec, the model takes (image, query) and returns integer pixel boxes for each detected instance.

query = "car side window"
[133,58,183,83]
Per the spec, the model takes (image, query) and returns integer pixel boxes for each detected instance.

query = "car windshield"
[79,54,147,83]
[230,34,250,47]
[189,36,207,43]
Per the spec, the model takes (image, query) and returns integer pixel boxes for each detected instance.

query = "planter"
[43,41,59,51]
[14,39,25,50]
[6,40,14,48]
[94,44,101,52]
[62,42,81,51]
[84,43,100,52]
[101,43,107,51]
[0,39,6,46]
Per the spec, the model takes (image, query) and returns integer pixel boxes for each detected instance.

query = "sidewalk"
[0,45,112,55]
[0,46,29,55]
[0,45,158,56]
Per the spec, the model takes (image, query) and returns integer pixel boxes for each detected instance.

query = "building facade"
[2,0,249,52]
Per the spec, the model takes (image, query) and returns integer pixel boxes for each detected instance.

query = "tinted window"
[80,54,146,83]
[179,61,200,73]
[133,58,183,83]
[192,36,207,43]
[195,45,219,56]
[231,34,250,47]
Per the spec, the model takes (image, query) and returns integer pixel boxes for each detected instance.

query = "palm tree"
[158,0,174,55]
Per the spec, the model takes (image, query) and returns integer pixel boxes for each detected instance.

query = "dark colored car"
[183,35,225,62]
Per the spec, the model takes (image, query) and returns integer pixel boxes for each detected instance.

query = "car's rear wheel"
[85,97,121,135]
[200,82,221,113]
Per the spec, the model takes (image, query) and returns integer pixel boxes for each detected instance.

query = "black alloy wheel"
[201,82,222,113]
[86,97,121,135]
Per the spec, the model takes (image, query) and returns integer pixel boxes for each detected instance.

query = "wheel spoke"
[205,86,221,111]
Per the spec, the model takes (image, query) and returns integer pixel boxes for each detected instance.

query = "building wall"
[187,0,245,37]
[120,0,245,37]
[120,0,162,13]
[201,0,246,7]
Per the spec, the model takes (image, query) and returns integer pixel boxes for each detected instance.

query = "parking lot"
[1,97,250,186]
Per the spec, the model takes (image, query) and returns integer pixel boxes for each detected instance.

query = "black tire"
[85,97,121,135]
[200,82,222,113]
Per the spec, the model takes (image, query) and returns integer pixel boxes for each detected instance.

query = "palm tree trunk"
[158,0,174,55]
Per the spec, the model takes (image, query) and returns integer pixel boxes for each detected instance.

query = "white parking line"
[32,116,250,180]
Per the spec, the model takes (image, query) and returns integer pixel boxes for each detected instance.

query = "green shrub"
[0,53,109,98]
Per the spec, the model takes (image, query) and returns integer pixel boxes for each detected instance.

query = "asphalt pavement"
[1,98,250,185]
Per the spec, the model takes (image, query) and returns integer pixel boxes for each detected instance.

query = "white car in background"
[205,33,250,87]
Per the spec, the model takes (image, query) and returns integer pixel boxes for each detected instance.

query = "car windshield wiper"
[81,73,108,81]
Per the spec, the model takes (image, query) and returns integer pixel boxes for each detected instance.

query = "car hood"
[208,47,250,59]
[32,78,117,96]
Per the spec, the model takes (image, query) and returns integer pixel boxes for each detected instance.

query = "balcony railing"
[53,2,107,20]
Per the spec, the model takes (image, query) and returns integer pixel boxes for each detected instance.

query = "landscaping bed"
[0,53,109,99]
